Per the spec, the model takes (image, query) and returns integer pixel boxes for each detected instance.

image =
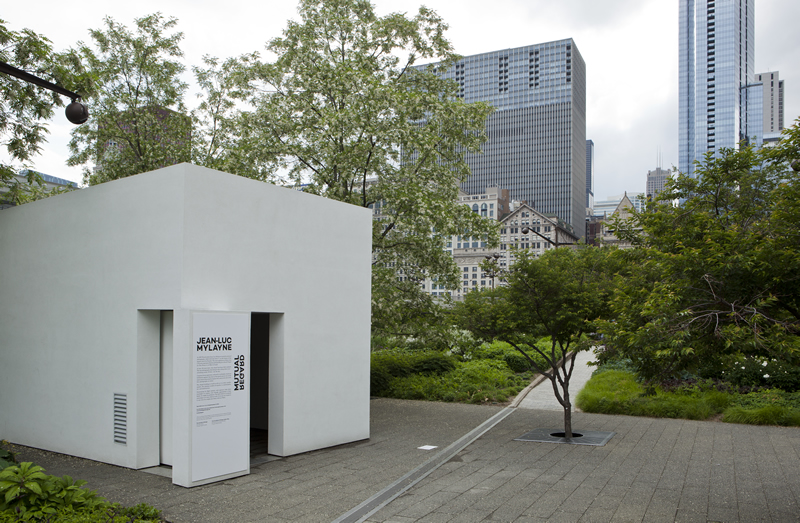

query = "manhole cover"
[514,428,615,446]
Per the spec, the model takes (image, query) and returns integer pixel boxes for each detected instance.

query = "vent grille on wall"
[113,393,127,445]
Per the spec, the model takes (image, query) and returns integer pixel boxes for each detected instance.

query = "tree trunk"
[563,405,572,440]
[562,383,572,439]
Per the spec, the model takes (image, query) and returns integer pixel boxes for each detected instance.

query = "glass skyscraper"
[679,0,756,177]
[586,139,594,210]
[422,40,586,234]
[754,71,784,134]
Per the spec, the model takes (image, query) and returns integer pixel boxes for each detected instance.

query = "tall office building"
[679,0,755,177]
[754,71,784,133]
[646,167,671,199]
[586,139,595,210]
[423,40,587,234]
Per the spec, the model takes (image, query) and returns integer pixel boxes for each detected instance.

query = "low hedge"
[371,349,533,403]
[576,370,800,426]
[382,359,530,403]
[371,350,458,396]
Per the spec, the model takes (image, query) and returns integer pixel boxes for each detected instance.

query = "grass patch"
[722,405,800,426]
[574,370,644,414]
[576,370,800,426]
[723,389,800,426]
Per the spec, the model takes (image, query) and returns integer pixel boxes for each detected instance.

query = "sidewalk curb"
[509,351,577,408]
[509,373,549,408]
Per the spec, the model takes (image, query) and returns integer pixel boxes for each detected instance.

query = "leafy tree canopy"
[0,18,92,204]
[603,121,800,381]
[68,13,189,185]
[191,53,277,181]
[245,0,498,337]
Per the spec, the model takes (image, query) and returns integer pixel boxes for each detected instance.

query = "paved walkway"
[8,364,800,522]
[364,408,800,523]
[516,350,595,411]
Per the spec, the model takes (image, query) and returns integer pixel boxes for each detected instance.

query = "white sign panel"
[191,312,250,483]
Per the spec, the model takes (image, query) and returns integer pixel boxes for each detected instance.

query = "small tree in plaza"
[455,246,617,438]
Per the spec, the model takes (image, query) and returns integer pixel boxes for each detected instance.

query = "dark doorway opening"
[250,312,271,463]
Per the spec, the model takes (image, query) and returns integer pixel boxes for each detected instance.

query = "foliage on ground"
[0,462,161,522]
[576,370,800,426]
[371,345,534,404]
[0,442,15,471]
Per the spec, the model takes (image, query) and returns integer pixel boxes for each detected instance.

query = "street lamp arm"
[521,226,558,247]
[0,61,89,124]
[0,61,81,100]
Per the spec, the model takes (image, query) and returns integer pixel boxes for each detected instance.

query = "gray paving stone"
[9,391,800,523]
[578,507,615,523]
[415,512,456,523]
[512,516,550,523]
[706,504,740,522]
[674,508,709,522]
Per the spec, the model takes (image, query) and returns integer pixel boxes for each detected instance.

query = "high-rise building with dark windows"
[646,167,671,199]
[679,0,757,177]
[420,40,586,234]
[754,71,784,134]
[586,139,595,210]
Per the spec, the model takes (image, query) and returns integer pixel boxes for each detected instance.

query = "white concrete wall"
[177,167,372,456]
[0,171,185,468]
[0,163,372,471]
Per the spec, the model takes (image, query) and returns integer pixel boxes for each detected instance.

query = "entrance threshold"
[250,428,281,466]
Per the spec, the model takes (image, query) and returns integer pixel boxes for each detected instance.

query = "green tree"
[455,247,617,438]
[1,19,91,204]
[68,14,189,185]
[603,122,800,381]
[246,0,497,338]
[191,54,277,181]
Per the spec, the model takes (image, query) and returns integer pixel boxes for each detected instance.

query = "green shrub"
[0,505,162,522]
[372,329,483,354]
[589,358,638,378]
[723,405,800,426]
[470,340,549,370]
[503,353,531,373]
[409,352,457,375]
[371,350,457,377]
[576,370,643,414]
[627,393,728,420]
[0,463,162,522]
[719,356,800,392]
[578,369,800,426]
[0,441,15,470]
[576,370,732,420]
[728,389,800,410]
[370,365,393,396]
[1,463,107,520]
[118,503,163,521]
[383,359,529,404]
[370,350,458,396]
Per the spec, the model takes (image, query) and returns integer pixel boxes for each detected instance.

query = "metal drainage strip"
[331,406,516,523]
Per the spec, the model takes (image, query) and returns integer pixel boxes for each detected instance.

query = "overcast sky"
[4,0,799,198]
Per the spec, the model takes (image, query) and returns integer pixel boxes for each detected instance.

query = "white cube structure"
[0,164,372,487]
